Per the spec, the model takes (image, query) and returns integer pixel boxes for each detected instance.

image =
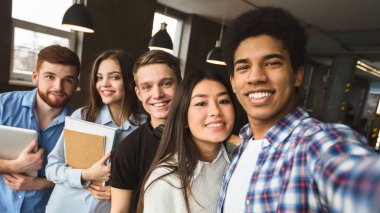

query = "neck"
[150,117,166,129]
[199,142,221,163]
[108,103,127,126]
[35,94,63,131]
[249,103,297,140]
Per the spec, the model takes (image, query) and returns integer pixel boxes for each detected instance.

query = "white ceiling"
[158,0,380,79]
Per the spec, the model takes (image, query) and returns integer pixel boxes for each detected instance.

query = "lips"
[205,121,225,128]
[101,90,115,96]
[248,91,273,99]
[151,101,169,107]
[48,91,66,99]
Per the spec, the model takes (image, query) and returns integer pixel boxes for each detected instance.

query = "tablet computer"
[0,125,38,177]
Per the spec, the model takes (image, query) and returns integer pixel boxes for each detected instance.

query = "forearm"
[0,159,14,173]
[34,177,55,190]
[46,131,86,188]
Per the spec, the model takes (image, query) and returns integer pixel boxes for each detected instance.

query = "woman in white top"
[137,71,236,213]
[45,50,144,213]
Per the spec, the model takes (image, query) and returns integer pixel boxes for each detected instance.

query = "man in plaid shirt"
[217,7,380,213]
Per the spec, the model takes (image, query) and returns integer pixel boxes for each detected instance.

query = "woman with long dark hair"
[46,49,144,213]
[138,71,235,213]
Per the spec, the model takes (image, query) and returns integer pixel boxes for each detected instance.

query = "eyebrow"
[44,71,76,80]
[139,77,175,86]
[234,53,285,66]
[191,91,229,100]
[97,71,121,75]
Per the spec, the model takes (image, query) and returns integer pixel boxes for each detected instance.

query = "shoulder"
[0,90,30,104]
[116,125,148,149]
[294,117,370,155]
[298,117,365,142]
[70,107,86,119]
[146,166,180,190]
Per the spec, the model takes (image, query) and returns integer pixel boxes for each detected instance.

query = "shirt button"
[18,195,22,199]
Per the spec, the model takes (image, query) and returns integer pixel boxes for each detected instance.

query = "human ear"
[294,67,304,87]
[135,86,143,102]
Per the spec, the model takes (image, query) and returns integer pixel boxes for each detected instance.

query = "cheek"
[187,109,201,130]
[224,106,235,123]
[165,87,176,98]
[95,81,101,90]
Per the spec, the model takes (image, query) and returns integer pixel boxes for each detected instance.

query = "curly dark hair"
[224,7,308,75]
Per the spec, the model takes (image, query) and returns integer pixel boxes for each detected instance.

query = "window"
[10,0,77,86]
[151,12,183,56]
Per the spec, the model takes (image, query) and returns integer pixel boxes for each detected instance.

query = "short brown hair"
[133,50,182,84]
[36,44,80,76]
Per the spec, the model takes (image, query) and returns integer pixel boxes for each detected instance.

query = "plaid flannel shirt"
[217,107,380,213]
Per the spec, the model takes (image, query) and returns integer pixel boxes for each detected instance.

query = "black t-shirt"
[111,122,160,212]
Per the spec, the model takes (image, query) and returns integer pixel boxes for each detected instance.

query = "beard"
[37,88,70,108]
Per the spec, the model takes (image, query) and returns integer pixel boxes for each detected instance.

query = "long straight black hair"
[137,70,235,213]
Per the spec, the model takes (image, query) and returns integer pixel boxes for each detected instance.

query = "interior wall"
[71,0,157,108]
[0,0,33,92]
[183,14,226,77]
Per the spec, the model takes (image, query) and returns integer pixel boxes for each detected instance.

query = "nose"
[54,79,64,90]
[247,64,268,84]
[100,77,110,87]
[209,101,222,117]
[152,85,164,99]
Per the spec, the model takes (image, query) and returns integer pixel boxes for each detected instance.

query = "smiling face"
[32,61,78,108]
[188,79,235,151]
[96,59,125,108]
[230,35,303,137]
[135,64,178,128]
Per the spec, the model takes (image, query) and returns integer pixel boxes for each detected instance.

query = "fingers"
[22,140,38,154]
[88,185,111,200]
[98,152,111,165]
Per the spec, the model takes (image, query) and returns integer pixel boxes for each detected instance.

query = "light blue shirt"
[45,105,143,213]
[0,89,73,213]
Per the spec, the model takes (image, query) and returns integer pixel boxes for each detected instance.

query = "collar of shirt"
[193,144,230,179]
[239,106,308,151]
[99,104,132,131]
[23,88,71,126]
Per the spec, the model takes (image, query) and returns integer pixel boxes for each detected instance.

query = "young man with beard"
[217,7,380,213]
[110,50,182,213]
[0,44,80,212]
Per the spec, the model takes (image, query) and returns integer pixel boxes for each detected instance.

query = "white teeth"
[153,102,167,107]
[206,123,224,128]
[249,92,272,99]
[102,91,114,95]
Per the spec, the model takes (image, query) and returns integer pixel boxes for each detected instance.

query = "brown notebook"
[64,128,106,186]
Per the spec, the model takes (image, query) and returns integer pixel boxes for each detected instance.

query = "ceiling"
[158,0,380,81]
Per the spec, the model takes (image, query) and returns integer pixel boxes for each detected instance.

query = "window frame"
[9,18,77,86]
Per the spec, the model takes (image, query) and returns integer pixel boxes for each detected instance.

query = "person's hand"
[88,185,111,200]
[81,152,111,182]
[3,173,39,190]
[12,140,44,174]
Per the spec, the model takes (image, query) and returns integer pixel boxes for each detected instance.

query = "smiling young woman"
[137,71,236,213]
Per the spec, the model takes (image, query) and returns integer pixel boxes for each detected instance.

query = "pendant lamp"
[62,1,94,33]
[149,22,173,53]
[206,13,226,65]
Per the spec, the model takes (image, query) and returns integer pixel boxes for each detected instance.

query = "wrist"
[81,169,90,181]
[5,159,17,173]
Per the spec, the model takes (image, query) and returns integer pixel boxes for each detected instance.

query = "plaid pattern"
[217,107,380,213]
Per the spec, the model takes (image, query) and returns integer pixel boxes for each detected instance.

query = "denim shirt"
[0,89,72,213]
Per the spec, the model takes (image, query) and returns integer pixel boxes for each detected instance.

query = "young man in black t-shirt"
[110,50,182,213]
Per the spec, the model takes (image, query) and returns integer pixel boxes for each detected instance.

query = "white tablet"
[0,125,37,177]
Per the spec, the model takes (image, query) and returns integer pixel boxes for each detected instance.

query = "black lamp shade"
[149,23,173,53]
[62,3,94,33]
[206,41,226,65]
